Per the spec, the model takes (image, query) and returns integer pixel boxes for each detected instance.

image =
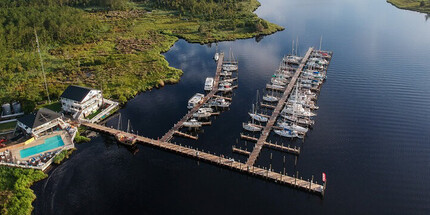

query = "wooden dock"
[232,146,251,155]
[82,122,325,196]
[160,53,224,142]
[246,48,314,166]
[174,131,198,140]
[265,141,300,155]
[260,103,276,109]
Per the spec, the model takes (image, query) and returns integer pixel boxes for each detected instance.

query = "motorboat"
[223,64,238,71]
[204,77,214,91]
[187,93,205,109]
[183,119,202,128]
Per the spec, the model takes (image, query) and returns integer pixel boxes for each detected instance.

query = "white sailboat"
[274,129,299,138]
[277,121,308,133]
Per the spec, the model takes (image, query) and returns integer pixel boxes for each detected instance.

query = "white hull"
[242,123,262,132]
[249,113,268,122]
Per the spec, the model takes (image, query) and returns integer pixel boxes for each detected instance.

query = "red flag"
[322,173,326,182]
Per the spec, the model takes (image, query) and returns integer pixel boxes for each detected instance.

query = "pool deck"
[7,131,73,161]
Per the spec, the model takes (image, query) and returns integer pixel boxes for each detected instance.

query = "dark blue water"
[33,0,430,214]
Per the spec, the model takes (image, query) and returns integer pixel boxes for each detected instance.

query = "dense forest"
[0,0,282,113]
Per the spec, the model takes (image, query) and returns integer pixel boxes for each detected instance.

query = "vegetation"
[0,0,282,112]
[74,127,91,143]
[388,0,430,13]
[0,121,16,133]
[53,148,76,164]
[35,101,62,112]
[0,166,47,215]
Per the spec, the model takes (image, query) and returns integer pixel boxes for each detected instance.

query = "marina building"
[60,85,102,119]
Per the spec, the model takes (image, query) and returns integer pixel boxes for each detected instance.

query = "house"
[17,108,62,137]
[60,85,102,119]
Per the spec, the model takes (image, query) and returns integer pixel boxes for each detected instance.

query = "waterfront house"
[60,85,102,119]
[17,108,62,137]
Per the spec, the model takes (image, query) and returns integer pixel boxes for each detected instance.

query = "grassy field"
[388,0,430,13]
[0,121,17,133]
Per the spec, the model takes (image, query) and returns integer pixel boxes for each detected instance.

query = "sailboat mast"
[292,40,294,55]
[296,37,299,56]
[117,113,121,130]
[319,35,323,50]
[34,28,51,103]
[127,120,130,133]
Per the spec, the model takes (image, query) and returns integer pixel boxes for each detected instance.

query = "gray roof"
[60,85,94,102]
[18,108,61,129]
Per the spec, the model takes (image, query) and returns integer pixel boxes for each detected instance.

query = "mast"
[319,35,323,50]
[127,120,130,133]
[292,40,295,55]
[34,28,51,103]
[117,113,121,130]
[296,36,299,56]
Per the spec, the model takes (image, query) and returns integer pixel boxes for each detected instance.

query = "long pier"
[246,48,314,166]
[160,53,224,142]
[82,122,325,196]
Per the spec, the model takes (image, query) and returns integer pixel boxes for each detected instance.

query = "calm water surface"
[33,0,430,214]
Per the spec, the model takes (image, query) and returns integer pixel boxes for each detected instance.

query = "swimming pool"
[20,135,64,158]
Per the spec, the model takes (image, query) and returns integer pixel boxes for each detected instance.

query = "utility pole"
[34,28,51,103]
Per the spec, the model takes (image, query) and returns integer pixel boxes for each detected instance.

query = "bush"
[53,148,76,164]
[0,167,47,215]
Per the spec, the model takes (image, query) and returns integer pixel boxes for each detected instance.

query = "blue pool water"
[20,135,64,158]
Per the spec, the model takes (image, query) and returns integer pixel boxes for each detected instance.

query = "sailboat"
[248,93,268,122]
[263,90,279,102]
[115,119,137,146]
[274,129,299,138]
[243,104,263,132]
[277,121,308,133]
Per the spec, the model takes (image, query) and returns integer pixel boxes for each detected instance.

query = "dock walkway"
[160,53,224,142]
[246,48,314,166]
[82,122,325,196]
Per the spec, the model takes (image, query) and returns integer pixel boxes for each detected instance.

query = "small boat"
[214,53,219,61]
[271,78,287,86]
[115,133,137,146]
[262,95,279,102]
[208,98,230,108]
[220,71,232,76]
[267,84,285,90]
[249,113,268,122]
[277,121,308,133]
[187,93,205,109]
[223,64,238,71]
[242,122,262,132]
[183,119,202,128]
[281,114,315,126]
[274,129,299,138]
[218,85,233,93]
[284,55,303,64]
[193,109,212,118]
[198,107,213,113]
[204,77,214,91]
[282,104,316,117]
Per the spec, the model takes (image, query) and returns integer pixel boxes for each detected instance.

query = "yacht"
[187,93,205,109]
[204,77,214,91]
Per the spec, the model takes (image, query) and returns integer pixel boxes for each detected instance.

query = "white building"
[60,85,102,119]
[17,108,63,137]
